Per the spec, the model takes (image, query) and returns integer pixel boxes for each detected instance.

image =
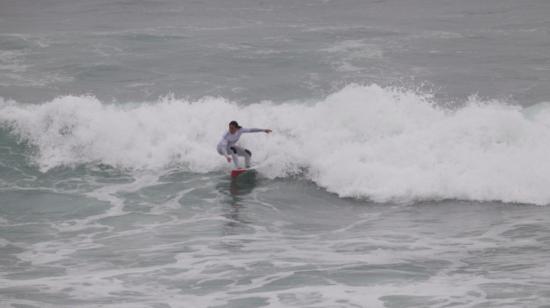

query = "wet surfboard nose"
[231,168,248,177]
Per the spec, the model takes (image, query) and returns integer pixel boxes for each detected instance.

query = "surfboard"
[231,168,252,177]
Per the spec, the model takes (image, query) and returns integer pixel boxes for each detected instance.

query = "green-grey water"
[2,0,550,307]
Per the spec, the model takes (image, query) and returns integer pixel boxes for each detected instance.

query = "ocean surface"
[2,0,550,307]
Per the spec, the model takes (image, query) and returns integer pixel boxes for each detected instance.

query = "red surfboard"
[231,168,249,177]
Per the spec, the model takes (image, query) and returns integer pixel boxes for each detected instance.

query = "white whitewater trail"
[2,84,550,204]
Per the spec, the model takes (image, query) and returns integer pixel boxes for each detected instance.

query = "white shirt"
[217,128,263,155]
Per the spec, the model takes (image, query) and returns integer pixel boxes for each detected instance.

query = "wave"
[1,84,550,204]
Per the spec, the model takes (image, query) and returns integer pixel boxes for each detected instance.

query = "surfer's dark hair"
[229,120,241,129]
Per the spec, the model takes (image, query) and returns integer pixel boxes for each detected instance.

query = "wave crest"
[2,85,550,204]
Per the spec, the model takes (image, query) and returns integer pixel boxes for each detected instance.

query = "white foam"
[2,84,550,204]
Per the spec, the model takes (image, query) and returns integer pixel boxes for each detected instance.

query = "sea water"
[1,0,550,307]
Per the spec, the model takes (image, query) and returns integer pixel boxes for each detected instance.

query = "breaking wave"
[2,84,550,204]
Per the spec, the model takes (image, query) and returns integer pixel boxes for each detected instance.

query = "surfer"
[217,120,272,168]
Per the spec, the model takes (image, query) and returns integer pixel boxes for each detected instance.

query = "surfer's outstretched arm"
[241,128,272,133]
